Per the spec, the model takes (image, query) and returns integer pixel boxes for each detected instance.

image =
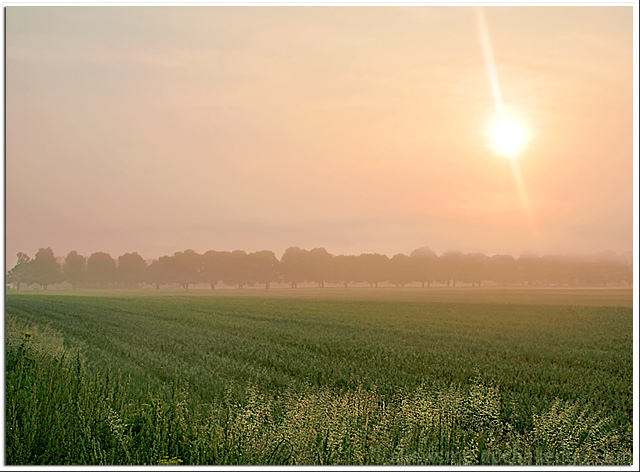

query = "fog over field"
[3,5,636,466]
[4,5,635,270]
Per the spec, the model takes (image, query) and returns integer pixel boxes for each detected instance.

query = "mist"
[4,6,634,272]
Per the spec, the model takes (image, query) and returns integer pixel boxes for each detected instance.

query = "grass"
[4,288,633,465]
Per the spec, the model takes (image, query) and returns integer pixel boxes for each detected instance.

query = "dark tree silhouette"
[222,250,249,289]
[359,253,389,288]
[332,254,361,288]
[517,254,542,287]
[202,250,224,290]
[117,252,147,288]
[589,253,632,286]
[248,250,280,289]
[7,245,633,291]
[173,250,202,290]
[307,247,333,288]
[439,250,464,287]
[410,246,438,288]
[146,256,175,289]
[63,251,87,288]
[540,254,574,286]
[7,252,33,290]
[280,247,307,288]
[31,247,62,290]
[388,253,412,287]
[460,252,487,287]
[87,252,117,288]
[487,254,519,286]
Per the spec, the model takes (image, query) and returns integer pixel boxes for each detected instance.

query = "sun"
[491,115,527,158]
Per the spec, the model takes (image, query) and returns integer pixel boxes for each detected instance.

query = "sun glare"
[491,116,527,158]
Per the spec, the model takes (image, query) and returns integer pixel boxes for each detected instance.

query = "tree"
[307,247,333,288]
[248,250,280,289]
[280,247,308,288]
[539,254,572,286]
[173,250,202,290]
[460,252,487,287]
[439,250,465,287]
[202,250,224,290]
[222,250,249,289]
[87,252,117,288]
[388,253,412,287]
[331,254,361,288]
[410,246,438,288]
[31,247,62,290]
[117,252,147,288]
[518,254,542,287]
[146,256,175,289]
[359,253,389,288]
[7,252,33,290]
[487,254,519,286]
[594,254,633,286]
[63,251,87,288]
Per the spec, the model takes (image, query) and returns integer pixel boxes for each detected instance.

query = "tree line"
[6,246,632,291]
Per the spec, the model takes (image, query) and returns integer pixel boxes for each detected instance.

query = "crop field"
[4,288,633,465]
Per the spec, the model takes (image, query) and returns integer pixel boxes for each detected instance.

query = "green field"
[4,288,633,465]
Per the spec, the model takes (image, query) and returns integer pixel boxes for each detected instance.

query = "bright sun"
[491,115,527,158]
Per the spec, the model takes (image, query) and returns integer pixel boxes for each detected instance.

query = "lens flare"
[475,7,538,240]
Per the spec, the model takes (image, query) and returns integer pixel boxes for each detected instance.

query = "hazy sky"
[4,5,635,268]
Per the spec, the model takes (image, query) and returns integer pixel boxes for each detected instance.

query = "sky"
[3,5,636,268]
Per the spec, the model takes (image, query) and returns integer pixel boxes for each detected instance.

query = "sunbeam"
[475,7,538,240]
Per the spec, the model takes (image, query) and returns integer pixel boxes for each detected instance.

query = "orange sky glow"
[4,5,636,268]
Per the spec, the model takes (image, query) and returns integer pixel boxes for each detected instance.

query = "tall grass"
[4,291,633,465]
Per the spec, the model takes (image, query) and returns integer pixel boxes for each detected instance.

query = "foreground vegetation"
[5,289,633,465]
